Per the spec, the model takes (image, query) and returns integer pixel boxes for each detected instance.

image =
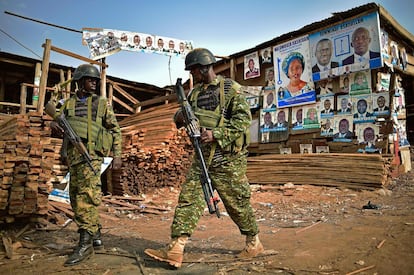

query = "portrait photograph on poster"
[309,11,382,81]
[333,115,354,142]
[244,52,261,80]
[337,95,352,114]
[273,35,316,108]
[372,92,390,116]
[349,70,371,96]
[291,106,304,130]
[352,94,375,123]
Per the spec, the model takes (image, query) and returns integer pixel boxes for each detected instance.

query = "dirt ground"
[1,160,414,275]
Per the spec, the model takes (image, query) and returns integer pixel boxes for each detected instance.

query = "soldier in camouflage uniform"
[52,64,122,266]
[144,48,264,268]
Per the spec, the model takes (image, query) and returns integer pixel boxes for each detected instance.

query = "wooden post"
[230,58,235,80]
[66,69,72,99]
[37,39,51,113]
[32,63,41,107]
[100,58,107,97]
[20,84,27,114]
[108,83,113,106]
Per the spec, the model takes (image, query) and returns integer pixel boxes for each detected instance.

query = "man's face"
[146,36,153,47]
[296,109,303,122]
[267,93,274,105]
[341,98,348,109]
[357,100,367,114]
[264,113,272,125]
[352,28,371,56]
[278,111,285,123]
[377,96,385,107]
[364,128,375,142]
[83,77,97,93]
[324,100,331,110]
[339,120,349,133]
[134,36,140,44]
[316,40,332,66]
[169,40,175,49]
[158,39,164,48]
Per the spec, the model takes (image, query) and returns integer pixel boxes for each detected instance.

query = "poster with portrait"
[82,28,193,60]
[355,123,380,153]
[375,72,390,92]
[291,106,304,130]
[355,123,379,144]
[302,104,320,129]
[319,95,335,118]
[244,52,261,80]
[260,47,272,64]
[352,94,375,124]
[315,78,334,98]
[390,40,399,66]
[274,109,289,131]
[380,29,389,58]
[333,115,354,142]
[273,35,316,108]
[259,109,276,143]
[309,11,382,81]
[337,95,352,114]
[349,70,371,96]
[243,86,262,111]
[372,92,390,116]
[339,75,351,94]
[320,117,334,137]
[264,67,275,88]
[262,89,277,110]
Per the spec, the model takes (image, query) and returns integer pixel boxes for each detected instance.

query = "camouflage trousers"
[69,158,103,235]
[171,153,259,238]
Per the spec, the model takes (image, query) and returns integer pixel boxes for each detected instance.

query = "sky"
[1,0,413,88]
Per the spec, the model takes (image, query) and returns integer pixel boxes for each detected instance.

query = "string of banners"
[82,27,194,60]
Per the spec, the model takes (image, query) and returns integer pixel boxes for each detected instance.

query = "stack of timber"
[0,111,67,223]
[113,103,193,195]
[246,153,392,190]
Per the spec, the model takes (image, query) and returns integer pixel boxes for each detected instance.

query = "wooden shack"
[212,2,413,179]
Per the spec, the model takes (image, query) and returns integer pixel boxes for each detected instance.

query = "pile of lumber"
[247,153,392,190]
[112,103,193,195]
[0,111,67,223]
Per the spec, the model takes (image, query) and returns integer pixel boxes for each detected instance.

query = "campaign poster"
[309,11,382,81]
[244,52,261,80]
[82,28,193,60]
[273,35,316,108]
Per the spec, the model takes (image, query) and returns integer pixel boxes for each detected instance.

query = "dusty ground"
[0,160,413,275]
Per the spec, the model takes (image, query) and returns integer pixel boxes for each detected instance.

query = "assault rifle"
[45,102,98,175]
[175,78,220,218]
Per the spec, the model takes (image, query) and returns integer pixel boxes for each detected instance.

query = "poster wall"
[309,11,382,82]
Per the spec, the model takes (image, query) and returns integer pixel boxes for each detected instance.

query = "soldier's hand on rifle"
[112,157,122,170]
[50,121,64,138]
[173,110,185,129]
[201,128,215,143]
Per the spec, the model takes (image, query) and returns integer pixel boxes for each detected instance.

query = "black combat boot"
[64,229,94,266]
[93,226,104,250]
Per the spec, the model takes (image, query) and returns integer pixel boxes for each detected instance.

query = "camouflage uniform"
[171,75,259,238]
[60,94,122,235]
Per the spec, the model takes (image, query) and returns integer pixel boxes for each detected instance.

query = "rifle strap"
[87,96,94,154]
[207,78,226,166]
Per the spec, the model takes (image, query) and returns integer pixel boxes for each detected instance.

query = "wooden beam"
[112,82,139,105]
[133,93,177,108]
[112,95,134,113]
[46,45,108,68]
